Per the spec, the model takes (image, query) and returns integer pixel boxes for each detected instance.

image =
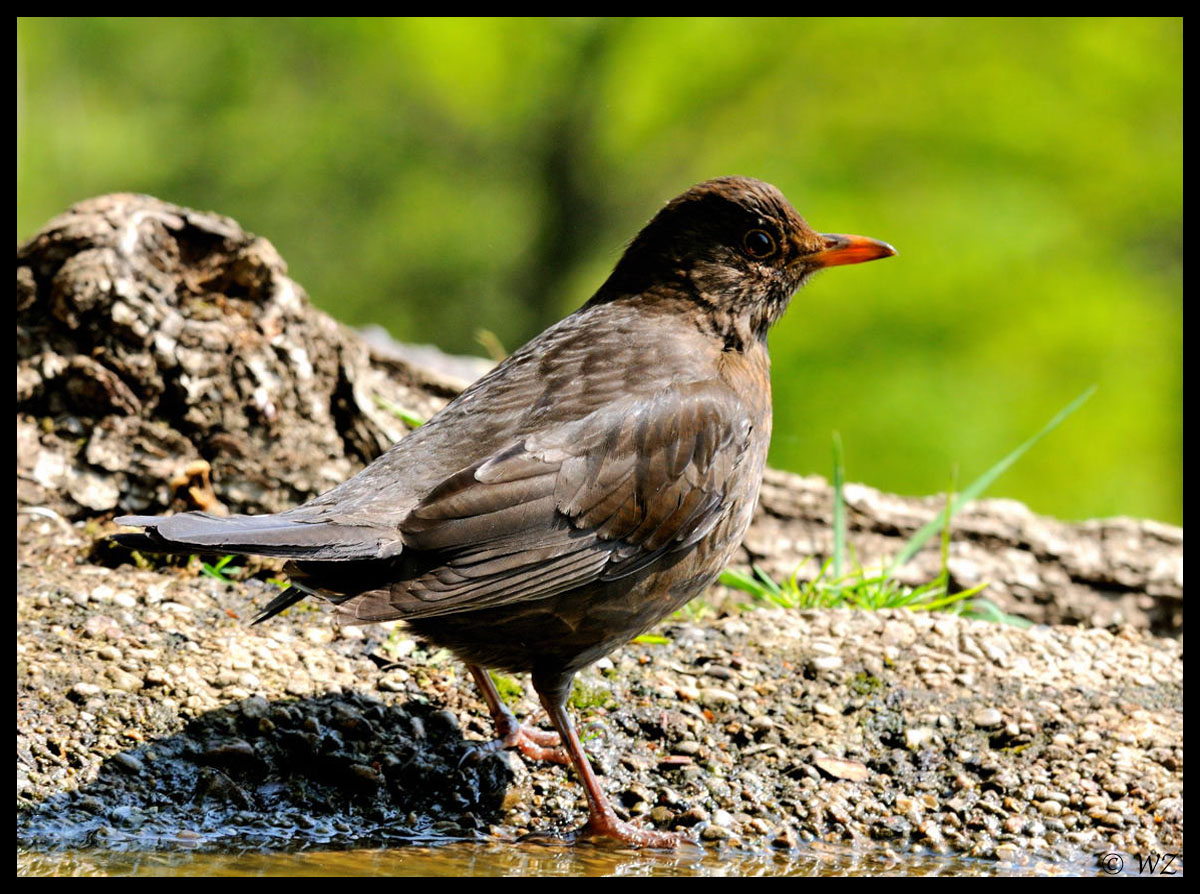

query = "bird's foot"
[464,666,569,765]
[461,721,568,766]
[575,815,697,849]
[521,816,697,850]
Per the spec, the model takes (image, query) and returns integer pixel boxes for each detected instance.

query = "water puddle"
[18,839,1108,877]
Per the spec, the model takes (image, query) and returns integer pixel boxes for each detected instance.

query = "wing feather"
[333,381,754,621]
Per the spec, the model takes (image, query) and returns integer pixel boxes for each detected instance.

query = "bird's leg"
[464,664,567,764]
[533,671,692,848]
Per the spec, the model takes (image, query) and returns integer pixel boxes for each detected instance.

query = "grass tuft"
[198,554,243,583]
[720,388,1094,625]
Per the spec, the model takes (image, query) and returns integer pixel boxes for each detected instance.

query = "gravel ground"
[16,517,1183,871]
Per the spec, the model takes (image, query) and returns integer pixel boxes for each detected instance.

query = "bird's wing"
[339,380,756,621]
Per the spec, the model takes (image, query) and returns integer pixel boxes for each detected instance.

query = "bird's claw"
[520,817,699,850]
[460,723,569,768]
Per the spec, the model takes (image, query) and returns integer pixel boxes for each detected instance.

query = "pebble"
[973,708,1004,728]
[809,655,843,672]
[905,727,936,749]
[68,682,102,701]
[111,752,144,774]
[108,669,143,692]
[698,688,738,708]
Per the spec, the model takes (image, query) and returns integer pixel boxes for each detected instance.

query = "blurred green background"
[17,18,1181,525]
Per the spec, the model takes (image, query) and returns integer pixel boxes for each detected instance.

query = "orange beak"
[809,233,897,268]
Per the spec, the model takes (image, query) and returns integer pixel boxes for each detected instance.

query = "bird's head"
[597,177,896,347]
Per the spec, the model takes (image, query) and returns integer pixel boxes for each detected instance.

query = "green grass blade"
[373,394,426,428]
[887,386,1096,573]
[964,598,1035,628]
[200,554,240,582]
[832,432,846,583]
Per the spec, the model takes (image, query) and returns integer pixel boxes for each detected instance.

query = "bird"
[116,177,895,847]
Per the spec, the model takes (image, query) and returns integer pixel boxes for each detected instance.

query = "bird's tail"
[113,512,402,562]
[251,583,317,625]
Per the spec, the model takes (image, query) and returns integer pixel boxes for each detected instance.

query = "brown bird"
[117,177,895,847]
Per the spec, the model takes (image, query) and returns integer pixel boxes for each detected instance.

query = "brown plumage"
[117,177,895,847]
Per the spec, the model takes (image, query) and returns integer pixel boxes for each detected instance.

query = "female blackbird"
[118,177,895,847]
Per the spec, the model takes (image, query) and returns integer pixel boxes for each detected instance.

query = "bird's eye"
[742,228,777,259]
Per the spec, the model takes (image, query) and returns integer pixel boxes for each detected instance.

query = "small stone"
[201,740,259,771]
[881,619,918,647]
[108,668,143,692]
[111,752,144,774]
[772,826,799,849]
[304,626,334,645]
[809,655,844,672]
[109,805,147,828]
[698,687,738,708]
[378,673,409,692]
[676,806,709,827]
[994,843,1021,862]
[69,682,102,702]
[973,708,1003,729]
[905,727,936,749]
[347,763,383,787]
[428,709,461,735]
[649,806,675,825]
[712,809,734,827]
[813,755,870,782]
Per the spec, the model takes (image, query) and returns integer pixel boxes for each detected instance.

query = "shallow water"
[18,840,1113,877]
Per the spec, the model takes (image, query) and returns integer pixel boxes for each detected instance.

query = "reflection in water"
[19,841,1102,877]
